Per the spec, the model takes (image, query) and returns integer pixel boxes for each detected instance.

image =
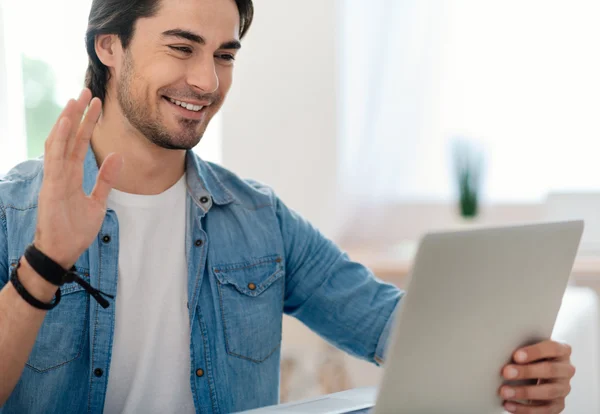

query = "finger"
[45,89,89,151]
[514,341,572,364]
[72,88,92,116]
[47,96,79,138]
[71,97,103,162]
[65,89,93,157]
[77,88,92,105]
[504,399,565,414]
[500,381,571,401]
[44,117,72,179]
[90,153,124,205]
[45,99,76,154]
[503,361,576,381]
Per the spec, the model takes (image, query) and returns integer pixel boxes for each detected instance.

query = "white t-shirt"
[103,174,195,414]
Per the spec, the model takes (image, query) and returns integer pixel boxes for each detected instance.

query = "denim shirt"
[0,148,402,414]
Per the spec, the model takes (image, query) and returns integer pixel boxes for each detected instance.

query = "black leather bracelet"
[23,244,114,309]
[24,244,73,286]
[10,262,61,310]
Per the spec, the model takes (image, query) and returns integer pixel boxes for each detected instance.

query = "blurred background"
[2,0,600,412]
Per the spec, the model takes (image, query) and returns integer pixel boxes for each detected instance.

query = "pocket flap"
[213,255,284,297]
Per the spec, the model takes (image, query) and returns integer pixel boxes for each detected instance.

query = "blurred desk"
[345,245,600,287]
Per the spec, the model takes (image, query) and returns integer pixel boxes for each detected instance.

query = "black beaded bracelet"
[10,262,61,310]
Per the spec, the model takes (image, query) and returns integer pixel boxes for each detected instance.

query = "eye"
[217,54,236,62]
[169,45,193,54]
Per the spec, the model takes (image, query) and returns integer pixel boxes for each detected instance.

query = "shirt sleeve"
[277,196,403,365]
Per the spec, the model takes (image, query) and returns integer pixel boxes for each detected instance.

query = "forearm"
[0,257,57,406]
[276,196,403,363]
[287,270,401,364]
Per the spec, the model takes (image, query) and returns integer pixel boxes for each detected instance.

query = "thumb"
[90,153,124,204]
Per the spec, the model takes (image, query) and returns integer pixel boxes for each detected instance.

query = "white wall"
[221,0,341,239]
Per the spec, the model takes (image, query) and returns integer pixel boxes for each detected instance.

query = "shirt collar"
[82,146,235,211]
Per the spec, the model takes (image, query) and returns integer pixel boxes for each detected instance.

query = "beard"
[116,52,220,150]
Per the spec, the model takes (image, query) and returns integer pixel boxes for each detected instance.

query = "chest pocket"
[9,260,90,373]
[214,255,284,363]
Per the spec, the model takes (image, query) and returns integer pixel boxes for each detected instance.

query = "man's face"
[114,0,241,150]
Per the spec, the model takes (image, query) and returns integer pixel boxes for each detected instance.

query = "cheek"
[216,66,234,95]
[139,59,187,94]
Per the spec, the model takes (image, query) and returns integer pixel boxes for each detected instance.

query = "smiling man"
[0,0,576,413]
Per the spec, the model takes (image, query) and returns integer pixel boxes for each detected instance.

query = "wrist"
[17,257,60,302]
[33,240,74,270]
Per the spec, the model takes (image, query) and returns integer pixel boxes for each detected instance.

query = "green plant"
[452,139,484,218]
[21,55,62,158]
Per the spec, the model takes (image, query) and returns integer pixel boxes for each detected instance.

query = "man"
[0,0,575,413]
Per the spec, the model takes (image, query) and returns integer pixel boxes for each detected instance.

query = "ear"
[95,34,121,68]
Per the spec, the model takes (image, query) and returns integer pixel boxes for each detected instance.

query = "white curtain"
[339,0,447,203]
[336,0,600,241]
[335,0,447,241]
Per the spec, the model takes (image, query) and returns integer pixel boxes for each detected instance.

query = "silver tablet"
[373,221,584,414]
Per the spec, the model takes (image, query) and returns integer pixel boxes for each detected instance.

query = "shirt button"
[248,283,257,291]
[195,239,203,247]
[102,235,111,244]
[200,196,209,204]
[196,368,204,377]
[94,368,103,377]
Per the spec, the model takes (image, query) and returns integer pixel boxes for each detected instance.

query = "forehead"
[139,0,241,42]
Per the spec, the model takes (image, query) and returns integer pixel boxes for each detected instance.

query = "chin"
[171,133,203,150]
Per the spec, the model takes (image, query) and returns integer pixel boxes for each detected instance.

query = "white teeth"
[168,97,204,112]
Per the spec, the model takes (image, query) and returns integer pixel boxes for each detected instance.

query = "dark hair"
[84,0,254,102]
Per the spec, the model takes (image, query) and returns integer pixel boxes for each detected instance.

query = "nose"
[188,55,219,94]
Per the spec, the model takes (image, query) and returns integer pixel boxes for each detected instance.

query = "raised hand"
[34,88,123,269]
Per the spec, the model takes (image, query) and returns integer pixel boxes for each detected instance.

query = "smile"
[165,97,204,112]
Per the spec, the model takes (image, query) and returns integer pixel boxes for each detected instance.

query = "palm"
[34,90,122,269]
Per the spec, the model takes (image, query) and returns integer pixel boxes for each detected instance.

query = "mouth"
[162,96,208,121]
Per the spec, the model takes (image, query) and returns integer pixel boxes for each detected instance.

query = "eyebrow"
[162,29,242,50]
